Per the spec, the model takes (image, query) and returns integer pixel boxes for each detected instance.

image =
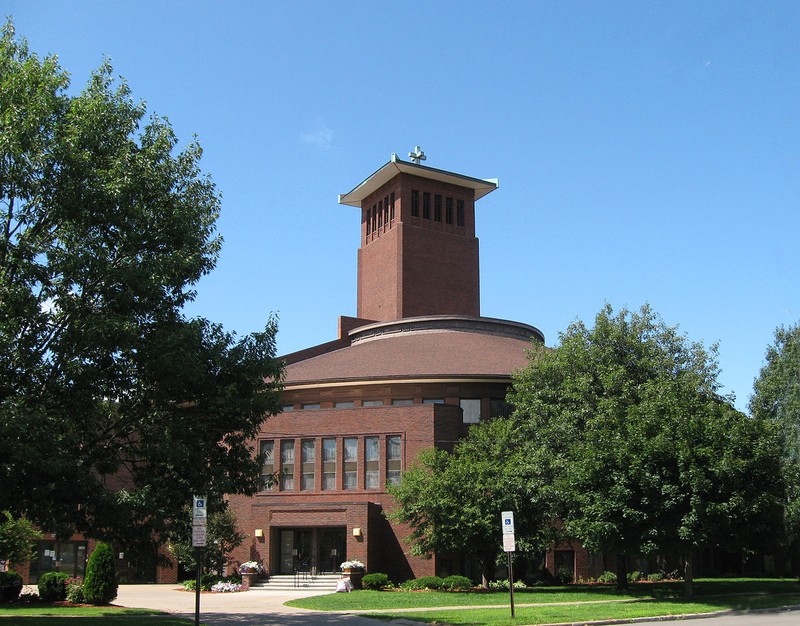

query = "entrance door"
[278,529,313,574]
[318,528,347,573]
[29,541,87,583]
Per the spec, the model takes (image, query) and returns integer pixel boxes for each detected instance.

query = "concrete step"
[250,573,341,591]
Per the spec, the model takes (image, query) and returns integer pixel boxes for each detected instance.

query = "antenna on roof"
[408,146,426,165]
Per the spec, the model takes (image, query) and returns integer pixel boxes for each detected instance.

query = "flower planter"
[343,568,364,590]
[240,572,259,590]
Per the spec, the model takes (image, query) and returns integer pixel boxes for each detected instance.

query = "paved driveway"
[115,584,389,626]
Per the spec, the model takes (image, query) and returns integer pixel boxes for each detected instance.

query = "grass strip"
[363,593,800,626]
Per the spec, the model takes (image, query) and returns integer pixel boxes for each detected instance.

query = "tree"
[168,504,246,575]
[751,323,800,548]
[509,304,784,596]
[0,22,284,566]
[82,542,117,605]
[387,417,553,588]
[0,511,42,569]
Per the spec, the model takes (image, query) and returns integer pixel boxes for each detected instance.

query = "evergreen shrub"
[362,573,390,590]
[0,571,23,602]
[401,575,444,590]
[442,575,473,590]
[38,571,69,601]
[82,543,117,604]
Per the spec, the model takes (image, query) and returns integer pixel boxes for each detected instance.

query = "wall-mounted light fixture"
[254,528,264,538]
[353,527,362,537]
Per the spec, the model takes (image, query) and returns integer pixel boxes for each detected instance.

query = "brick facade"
[227,155,549,584]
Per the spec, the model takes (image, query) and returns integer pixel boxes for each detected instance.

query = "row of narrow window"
[410,190,465,226]
[283,398,437,412]
[260,435,402,492]
[365,192,396,235]
[282,398,513,424]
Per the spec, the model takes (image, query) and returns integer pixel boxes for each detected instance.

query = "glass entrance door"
[29,541,87,583]
[318,528,347,573]
[278,529,313,574]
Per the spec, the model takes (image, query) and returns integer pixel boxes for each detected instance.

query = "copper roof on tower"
[338,154,499,207]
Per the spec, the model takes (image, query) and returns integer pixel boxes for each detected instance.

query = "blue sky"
[7,1,799,412]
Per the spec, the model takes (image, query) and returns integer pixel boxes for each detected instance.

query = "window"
[434,194,442,222]
[384,195,389,224]
[302,403,320,410]
[490,398,513,418]
[365,436,379,489]
[344,437,358,490]
[422,192,431,219]
[322,438,336,490]
[391,399,413,406]
[363,400,383,407]
[387,436,402,485]
[260,440,274,490]
[411,190,419,217]
[378,200,383,228]
[460,399,481,424]
[301,439,315,491]
[446,197,453,224]
[372,206,377,232]
[390,192,396,220]
[365,208,371,235]
[457,199,465,227]
[280,440,295,490]
[335,401,354,409]
[281,405,294,412]
[423,398,444,404]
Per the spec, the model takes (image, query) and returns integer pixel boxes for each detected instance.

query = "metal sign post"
[192,496,207,626]
[501,511,516,618]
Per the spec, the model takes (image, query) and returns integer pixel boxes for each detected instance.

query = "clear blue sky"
[7,1,799,412]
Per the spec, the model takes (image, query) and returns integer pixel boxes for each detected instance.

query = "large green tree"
[388,417,554,587]
[0,23,284,566]
[510,304,784,596]
[751,322,800,548]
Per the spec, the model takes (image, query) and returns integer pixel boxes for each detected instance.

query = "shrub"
[82,543,117,605]
[38,571,69,601]
[362,573,391,590]
[554,568,573,585]
[65,577,84,603]
[0,570,23,603]
[401,575,444,590]
[597,571,617,584]
[647,572,663,582]
[182,573,226,591]
[627,570,642,583]
[442,575,473,591]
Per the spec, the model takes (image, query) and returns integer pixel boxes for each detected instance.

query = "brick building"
[227,152,549,582]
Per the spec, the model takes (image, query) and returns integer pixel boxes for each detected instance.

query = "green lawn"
[0,604,194,624]
[286,578,800,625]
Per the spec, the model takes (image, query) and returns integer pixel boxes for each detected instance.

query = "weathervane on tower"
[408,145,426,165]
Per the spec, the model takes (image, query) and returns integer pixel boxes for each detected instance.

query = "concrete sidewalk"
[114,584,394,626]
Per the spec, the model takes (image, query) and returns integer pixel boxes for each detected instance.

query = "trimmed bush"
[0,570,23,603]
[38,571,69,601]
[647,572,663,582]
[362,572,391,590]
[597,570,617,584]
[442,575,472,590]
[82,542,117,605]
[401,575,444,590]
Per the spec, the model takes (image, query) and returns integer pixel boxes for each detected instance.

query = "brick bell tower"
[338,148,498,322]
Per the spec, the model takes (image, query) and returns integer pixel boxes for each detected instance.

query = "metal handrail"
[293,556,314,588]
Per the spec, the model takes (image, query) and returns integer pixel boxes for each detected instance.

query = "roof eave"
[338,154,498,207]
